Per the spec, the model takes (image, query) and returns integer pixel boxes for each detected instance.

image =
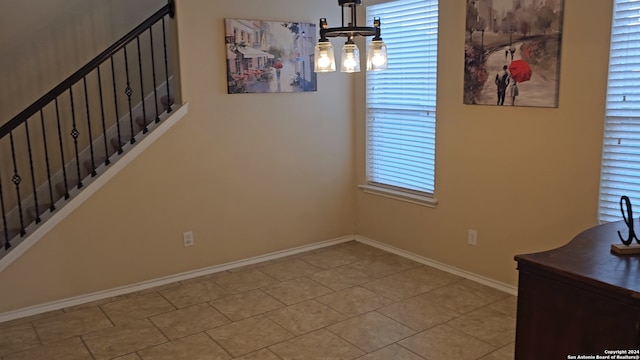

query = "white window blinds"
[366,0,438,195]
[600,0,640,222]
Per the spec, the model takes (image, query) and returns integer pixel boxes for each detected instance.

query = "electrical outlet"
[468,229,478,246]
[183,231,194,247]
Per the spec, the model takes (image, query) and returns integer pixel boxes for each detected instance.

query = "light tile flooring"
[0,241,517,360]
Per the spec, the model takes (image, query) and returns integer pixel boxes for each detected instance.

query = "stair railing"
[0,0,176,251]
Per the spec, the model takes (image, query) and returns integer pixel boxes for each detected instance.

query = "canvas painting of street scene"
[225,19,317,94]
[464,0,564,107]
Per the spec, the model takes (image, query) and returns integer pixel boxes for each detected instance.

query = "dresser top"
[515,220,640,296]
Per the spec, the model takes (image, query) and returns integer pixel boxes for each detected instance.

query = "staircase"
[0,1,178,261]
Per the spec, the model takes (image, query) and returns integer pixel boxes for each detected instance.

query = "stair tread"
[161,95,174,111]
[26,201,53,215]
[136,115,155,131]
[84,155,108,170]
[55,179,81,196]
[161,95,174,105]
[26,202,53,211]
[110,137,127,149]
[0,228,21,244]
[0,228,21,236]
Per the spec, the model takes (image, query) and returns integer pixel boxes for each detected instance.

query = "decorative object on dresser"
[611,195,640,254]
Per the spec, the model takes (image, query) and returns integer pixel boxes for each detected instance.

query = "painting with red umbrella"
[463,0,564,108]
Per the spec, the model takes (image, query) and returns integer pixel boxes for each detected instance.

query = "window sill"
[358,184,438,208]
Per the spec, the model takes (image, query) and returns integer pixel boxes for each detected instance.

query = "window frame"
[362,0,439,208]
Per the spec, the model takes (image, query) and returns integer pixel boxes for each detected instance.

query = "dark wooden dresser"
[514,221,640,359]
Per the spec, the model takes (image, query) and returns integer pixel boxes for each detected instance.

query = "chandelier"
[314,0,388,73]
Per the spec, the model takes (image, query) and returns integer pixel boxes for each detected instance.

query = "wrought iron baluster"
[97,66,110,166]
[123,46,136,145]
[137,36,148,134]
[54,98,70,199]
[9,132,26,235]
[39,109,55,211]
[0,174,10,249]
[24,119,42,223]
[149,26,160,123]
[83,77,97,176]
[68,87,83,190]
[162,17,172,113]
[110,56,123,155]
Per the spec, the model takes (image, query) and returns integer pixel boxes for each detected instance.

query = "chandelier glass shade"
[367,39,387,71]
[314,41,336,72]
[341,40,360,73]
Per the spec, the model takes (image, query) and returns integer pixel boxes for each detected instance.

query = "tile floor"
[0,241,517,360]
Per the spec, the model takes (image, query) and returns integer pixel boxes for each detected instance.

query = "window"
[364,0,438,206]
[600,0,640,222]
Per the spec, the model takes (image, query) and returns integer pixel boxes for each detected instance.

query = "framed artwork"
[225,18,317,94]
[463,0,564,107]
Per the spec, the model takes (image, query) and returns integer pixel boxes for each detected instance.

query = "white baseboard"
[0,235,355,323]
[0,233,517,324]
[354,235,518,296]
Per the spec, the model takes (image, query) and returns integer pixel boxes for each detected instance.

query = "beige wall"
[0,0,615,313]
[355,0,613,285]
[0,0,355,313]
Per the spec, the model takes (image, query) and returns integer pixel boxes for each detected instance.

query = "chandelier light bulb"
[341,42,361,73]
[318,54,331,68]
[344,55,357,69]
[372,52,385,66]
